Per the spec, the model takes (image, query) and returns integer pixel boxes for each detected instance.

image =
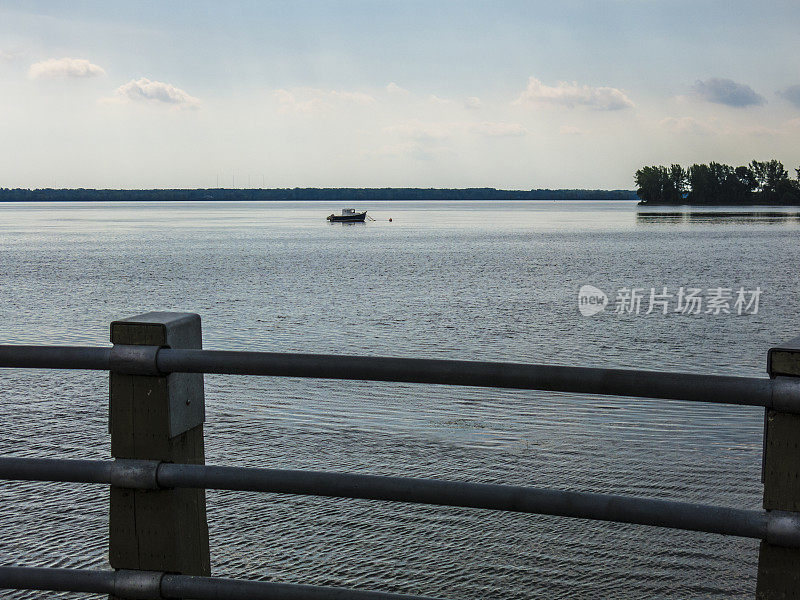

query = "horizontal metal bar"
[160,573,450,600]
[0,567,450,600]
[0,566,113,595]
[0,457,162,489]
[157,463,774,542]
[0,345,110,371]
[0,457,790,546]
[156,348,786,409]
[1,344,796,411]
[0,456,114,484]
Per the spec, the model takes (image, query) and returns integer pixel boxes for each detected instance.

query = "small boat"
[327,208,367,222]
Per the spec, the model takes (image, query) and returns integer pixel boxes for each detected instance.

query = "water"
[1,201,798,598]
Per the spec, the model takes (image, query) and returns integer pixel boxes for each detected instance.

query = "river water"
[1,201,799,598]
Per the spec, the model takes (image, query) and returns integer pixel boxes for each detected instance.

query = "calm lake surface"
[1,201,799,599]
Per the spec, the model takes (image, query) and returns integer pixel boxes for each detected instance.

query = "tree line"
[635,160,800,205]
[0,187,638,202]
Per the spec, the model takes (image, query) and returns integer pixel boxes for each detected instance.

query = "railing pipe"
[0,345,109,371]
[159,463,771,542]
[0,457,113,484]
[160,573,449,600]
[0,567,450,600]
[0,457,788,545]
[0,566,113,595]
[157,349,797,410]
[2,344,796,411]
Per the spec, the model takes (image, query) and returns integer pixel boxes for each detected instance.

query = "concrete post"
[757,337,800,598]
[108,312,210,598]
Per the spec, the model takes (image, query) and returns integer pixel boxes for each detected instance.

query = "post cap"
[768,336,800,377]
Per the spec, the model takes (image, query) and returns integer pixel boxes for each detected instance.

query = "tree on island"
[635,160,800,205]
[634,164,686,204]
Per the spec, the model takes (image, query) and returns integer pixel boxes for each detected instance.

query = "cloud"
[275,89,327,113]
[659,116,782,136]
[372,141,436,160]
[108,77,200,109]
[0,50,19,62]
[736,125,780,136]
[374,95,529,153]
[383,120,455,140]
[659,116,714,135]
[386,82,409,96]
[559,125,588,135]
[777,84,800,108]
[428,94,453,106]
[691,78,765,108]
[470,121,526,137]
[513,76,634,111]
[28,57,105,79]
[329,90,375,105]
[465,96,482,109]
[383,119,527,140]
[274,87,376,113]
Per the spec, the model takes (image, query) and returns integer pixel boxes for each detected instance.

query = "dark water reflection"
[638,210,800,225]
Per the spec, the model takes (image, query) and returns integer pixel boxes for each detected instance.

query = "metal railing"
[2,344,800,410]
[3,456,790,544]
[0,566,448,600]
[0,311,798,599]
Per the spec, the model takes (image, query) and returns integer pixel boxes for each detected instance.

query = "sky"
[0,0,799,190]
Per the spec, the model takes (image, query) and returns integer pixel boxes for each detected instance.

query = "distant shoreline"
[0,188,638,202]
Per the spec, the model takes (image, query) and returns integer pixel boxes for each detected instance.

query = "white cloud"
[367,139,457,162]
[386,82,409,96]
[513,76,635,110]
[470,121,526,137]
[428,94,453,106]
[732,125,781,137]
[108,77,200,109]
[274,87,376,113]
[274,89,328,113]
[383,119,527,140]
[274,89,295,104]
[0,50,18,62]
[659,116,714,135]
[659,116,787,137]
[383,120,455,140]
[660,117,788,137]
[28,57,106,79]
[559,125,588,135]
[372,141,432,160]
[465,96,482,109]
[329,90,375,105]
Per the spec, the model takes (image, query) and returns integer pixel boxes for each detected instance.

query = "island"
[635,160,800,205]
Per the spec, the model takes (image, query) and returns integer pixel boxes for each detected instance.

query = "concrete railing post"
[108,312,210,598]
[757,337,800,598]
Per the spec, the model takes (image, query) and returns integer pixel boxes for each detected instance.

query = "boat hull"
[327,212,367,222]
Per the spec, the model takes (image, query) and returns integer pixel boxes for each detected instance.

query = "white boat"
[327,208,367,222]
